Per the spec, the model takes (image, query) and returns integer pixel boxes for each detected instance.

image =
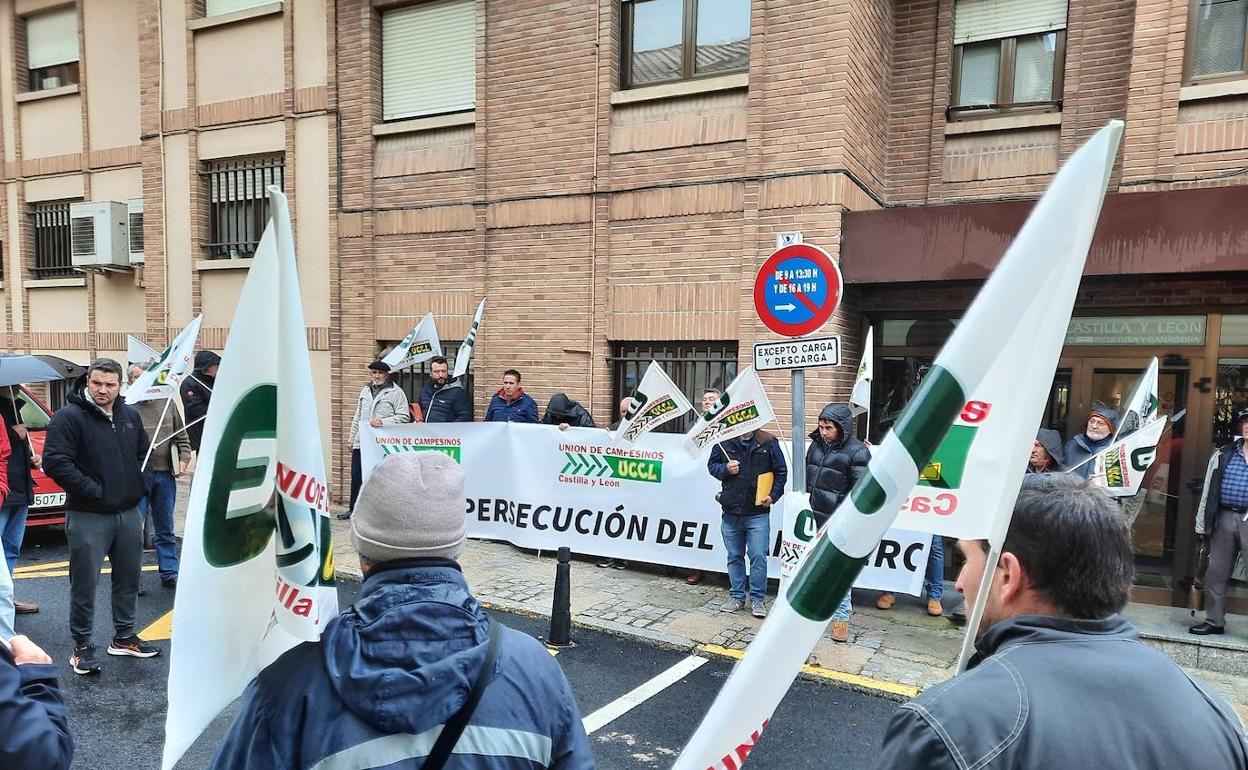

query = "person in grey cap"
[210,451,594,770]
[1028,428,1065,473]
[337,360,411,521]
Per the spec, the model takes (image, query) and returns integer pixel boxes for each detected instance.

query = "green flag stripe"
[785,539,867,622]
[892,365,966,467]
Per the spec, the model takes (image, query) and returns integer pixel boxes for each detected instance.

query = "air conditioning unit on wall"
[127,197,144,265]
[70,201,130,270]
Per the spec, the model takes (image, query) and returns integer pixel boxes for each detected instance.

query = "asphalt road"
[11,527,900,769]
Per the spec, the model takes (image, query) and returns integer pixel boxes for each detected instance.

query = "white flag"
[611,361,694,449]
[1113,357,1159,443]
[124,315,203,405]
[1092,415,1167,497]
[162,189,337,770]
[383,313,442,372]
[683,366,776,458]
[127,335,159,368]
[671,121,1122,770]
[849,327,873,417]
[452,298,486,379]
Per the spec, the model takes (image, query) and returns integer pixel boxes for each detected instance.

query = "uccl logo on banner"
[561,451,664,484]
[199,385,334,619]
[378,439,462,462]
[622,395,681,442]
[690,402,761,450]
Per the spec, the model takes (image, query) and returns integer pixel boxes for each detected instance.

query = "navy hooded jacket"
[0,641,73,769]
[1064,406,1119,479]
[209,561,593,770]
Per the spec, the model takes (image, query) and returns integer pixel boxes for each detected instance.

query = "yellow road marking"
[14,560,70,573]
[15,565,158,580]
[695,643,921,699]
[139,611,174,641]
[546,646,560,656]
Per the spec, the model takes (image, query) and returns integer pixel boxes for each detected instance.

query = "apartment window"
[25,7,79,92]
[203,155,284,259]
[381,0,475,121]
[950,0,1067,117]
[204,0,274,16]
[610,342,738,433]
[1187,0,1248,82]
[387,342,475,418]
[30,200,75,278]
[621,0,751,89]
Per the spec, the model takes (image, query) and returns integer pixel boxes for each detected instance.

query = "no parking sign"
[752,243,843,338]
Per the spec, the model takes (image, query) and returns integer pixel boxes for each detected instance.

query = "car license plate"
[32,492,65,510]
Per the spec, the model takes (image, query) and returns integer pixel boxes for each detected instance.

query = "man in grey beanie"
[211,451,594,770]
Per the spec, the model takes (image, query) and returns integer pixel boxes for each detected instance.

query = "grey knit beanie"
[351,451,467,562]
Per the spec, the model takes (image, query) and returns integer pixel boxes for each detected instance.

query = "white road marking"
[581,655,708,735]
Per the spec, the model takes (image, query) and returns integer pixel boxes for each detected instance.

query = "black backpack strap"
[421,616,503,770]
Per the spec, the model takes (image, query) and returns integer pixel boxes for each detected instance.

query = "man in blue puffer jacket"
[209,451,593,770]
[484,369,539,423]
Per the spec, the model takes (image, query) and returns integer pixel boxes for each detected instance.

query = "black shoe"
[161,576,177,589]
[336,510,352,520]
[70,644,102,675]
[107,635,161,658]
[596,558,612,568]
[1189,621,1225,636]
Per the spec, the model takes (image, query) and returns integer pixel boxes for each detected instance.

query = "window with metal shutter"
[382,0,476,121]
[205,0,274,16]
[26,7,78,69]
[953,0,1067,44]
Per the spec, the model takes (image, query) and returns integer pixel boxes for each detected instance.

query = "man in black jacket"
[805,403,870,641]
[418,356,472,423]
[709,429,787,618]
[43,359,161,676]
[179,350,219,451]
[876,474,1247,770]
[542,393,595,430]
[1191,408,1248,636]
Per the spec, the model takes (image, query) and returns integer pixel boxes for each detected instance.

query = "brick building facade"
[0,1,1245,606]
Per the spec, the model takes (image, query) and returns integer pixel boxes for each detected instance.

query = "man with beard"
[1064,406,1118,479]
[419,356,472,423]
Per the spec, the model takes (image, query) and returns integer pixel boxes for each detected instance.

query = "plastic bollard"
[549,546,573,647]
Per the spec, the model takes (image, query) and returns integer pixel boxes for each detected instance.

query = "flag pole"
[150,414,206,448]
[955,542,1002,673]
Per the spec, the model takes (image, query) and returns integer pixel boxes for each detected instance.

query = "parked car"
[8,386,68,527]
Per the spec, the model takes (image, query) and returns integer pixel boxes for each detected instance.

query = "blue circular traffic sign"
[753,244,843,337]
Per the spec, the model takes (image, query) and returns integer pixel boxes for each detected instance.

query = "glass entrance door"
[1053,357,1200,605]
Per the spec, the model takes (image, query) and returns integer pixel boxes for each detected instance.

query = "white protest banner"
[611,361,693,449]
[777,492,926,595]
[1092,415,1167,497]
[360,422,926,593]
[672,121,1122,770]
[1113,357,1159,443]
[125,315,202,405]
[382,312,442,372]
[128,335,159,367]
[850,327,873,418]
[452,298,486,379]
[163,189,337,770]
[684,366,776,458]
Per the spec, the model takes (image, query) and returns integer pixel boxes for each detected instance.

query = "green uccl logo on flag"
[561,452,663,483]
[1105,449,1126,487]
[408,341,433,356]
[794,509,819,543]
[693,404,761,448]
[917,424,977,489]
[380,443,462,462]
[622,396,680,441]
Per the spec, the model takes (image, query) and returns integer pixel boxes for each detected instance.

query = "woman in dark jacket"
[805,403,870,641]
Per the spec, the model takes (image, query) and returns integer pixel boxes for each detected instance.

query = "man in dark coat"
[209,451,593,770]
[805,403,870,641]
[709,428,787,618]
[43,359,161,676]
[1064,406,1118,479]
[179,350,219,452]
[0,393,37,615]
[418,356,473,423]
[542,393,595,429]
[1191,408,1248,636]
[0,634,73,768]
[876,474,1248,770]
[484,369,539,423]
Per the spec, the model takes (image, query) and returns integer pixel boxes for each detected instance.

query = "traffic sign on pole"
[752,243,843,338]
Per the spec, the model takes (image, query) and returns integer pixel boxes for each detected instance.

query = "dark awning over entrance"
[841,185,1248,283]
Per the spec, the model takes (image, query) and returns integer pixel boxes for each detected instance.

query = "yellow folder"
[755,472,774,506]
